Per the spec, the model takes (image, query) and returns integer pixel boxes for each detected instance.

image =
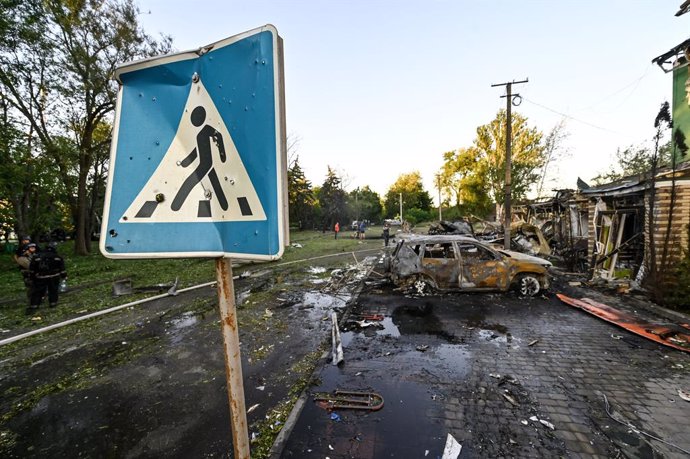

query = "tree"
[536,119,569,198]
[473,110,545,211]
[0,100,66,238]
[592,143,671,184]
[383,171,433,222]
[347,186,382,223]
[287,155,315,229]
[438,148,493,217]
[317,166,346,229]
[438,110,546,219]
[0,0,171,254]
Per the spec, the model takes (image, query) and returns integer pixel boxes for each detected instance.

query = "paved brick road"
[279,280,690,458]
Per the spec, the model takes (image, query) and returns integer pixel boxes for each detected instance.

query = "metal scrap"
[314,390,384,411]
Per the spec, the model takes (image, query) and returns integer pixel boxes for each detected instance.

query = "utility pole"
[399,193,403,223]
[436,174,442,221]
[491,78,528,250]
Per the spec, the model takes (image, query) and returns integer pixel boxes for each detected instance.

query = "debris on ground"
[679,389,690,402]
[314,390,384,411]
[528,339,539,347]
[441,433,462,459]
[501,390,518,406]
[530,415,555,430]
[112,278,178,296]
[331,312,344,365]
[416,344,429,352]
[247,404,260,414]
[557,293,690,353]
[291,243,303,248]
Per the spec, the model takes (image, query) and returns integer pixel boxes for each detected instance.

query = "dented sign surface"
[100,25,286,260]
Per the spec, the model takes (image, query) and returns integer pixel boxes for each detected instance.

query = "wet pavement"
[0,258,372,458]
[2,251,690,458]
[278,278,690,458]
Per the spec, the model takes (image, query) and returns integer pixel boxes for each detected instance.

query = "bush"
[405,208,432,226]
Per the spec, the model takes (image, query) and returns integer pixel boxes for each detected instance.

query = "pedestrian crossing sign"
[100,25,287,260]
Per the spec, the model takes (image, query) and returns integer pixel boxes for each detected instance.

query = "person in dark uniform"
[27,245,67,314]
[13,236,33,270]
[383,224,390,247]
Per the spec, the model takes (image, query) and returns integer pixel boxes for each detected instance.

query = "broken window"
[423,243,455,259]
[457,243,496,263]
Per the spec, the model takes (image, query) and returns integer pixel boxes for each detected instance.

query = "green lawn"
[0,229,385,333]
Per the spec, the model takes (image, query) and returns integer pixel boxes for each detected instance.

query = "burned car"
[384,235,551,296]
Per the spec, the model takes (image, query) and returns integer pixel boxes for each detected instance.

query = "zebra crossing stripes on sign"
[100,25,286,260]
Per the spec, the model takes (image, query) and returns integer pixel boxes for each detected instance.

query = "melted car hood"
[498,250,552,267]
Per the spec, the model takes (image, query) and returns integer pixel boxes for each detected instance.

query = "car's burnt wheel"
[515,274,541,296]
[413,276,435,295]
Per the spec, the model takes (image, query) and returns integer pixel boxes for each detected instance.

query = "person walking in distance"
[383,224,390,247]
[334,222,340,239]
[171,106,229,212]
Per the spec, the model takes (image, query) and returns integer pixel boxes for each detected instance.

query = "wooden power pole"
[491,78,528,250]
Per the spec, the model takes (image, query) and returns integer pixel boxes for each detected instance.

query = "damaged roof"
[579,176,645,196]
[652,37,690,72]
[580,162,690,197]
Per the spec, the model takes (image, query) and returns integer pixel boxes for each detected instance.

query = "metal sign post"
[215,258,249,458]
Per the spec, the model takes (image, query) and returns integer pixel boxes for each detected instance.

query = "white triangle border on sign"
[120,79,267,223]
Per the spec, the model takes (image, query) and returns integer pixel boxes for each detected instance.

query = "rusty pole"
[215,257,250,458]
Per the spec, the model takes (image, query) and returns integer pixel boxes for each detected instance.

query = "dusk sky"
[137,0,688,201]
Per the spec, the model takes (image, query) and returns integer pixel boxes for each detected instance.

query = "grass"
[0,230,387,334]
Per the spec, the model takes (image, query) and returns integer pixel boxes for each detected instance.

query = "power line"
[523,97,622,134]
[577,65,650,112]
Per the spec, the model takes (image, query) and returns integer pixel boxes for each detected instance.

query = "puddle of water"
[341,331,355,347]
[167,312,199,344]
[432,343,472,377]
[300,291,350,322]
[477,329,522,348]
[376,317,401,338]
[302,291,347,309]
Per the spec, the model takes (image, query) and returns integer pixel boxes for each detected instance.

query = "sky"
[137,0,689,203]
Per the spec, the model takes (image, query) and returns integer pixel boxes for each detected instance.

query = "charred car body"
[384,235,551,296]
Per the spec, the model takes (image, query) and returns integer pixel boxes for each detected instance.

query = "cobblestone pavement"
[279,279,690,458]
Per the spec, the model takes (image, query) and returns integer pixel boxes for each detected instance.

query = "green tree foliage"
[473,110,545,205]
[438,110,545,219]
[383,171,433,222]
[0,102,67,239]
[0,0,171,254]
[347,186,382,223]
[287,155,316,229]
[438,148,493,218]
[592,143,671,185]
[317,166,346,229]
